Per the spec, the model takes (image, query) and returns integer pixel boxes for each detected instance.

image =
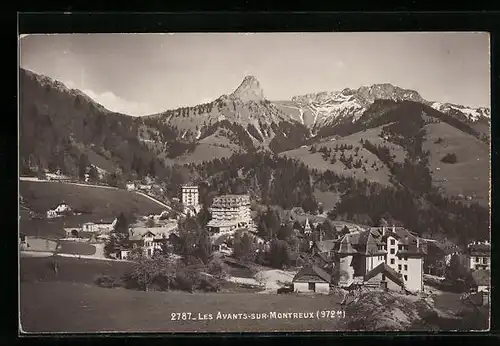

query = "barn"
[363,262,405,292]
[292,265,331,294]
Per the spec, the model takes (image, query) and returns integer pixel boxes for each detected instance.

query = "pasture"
[423,122,490,206]
[20,256,133,285]
[20,281,344,333]
[20,180,166,217]
[57,241,97,256]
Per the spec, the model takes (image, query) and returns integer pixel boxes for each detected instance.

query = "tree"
[206,257,229,279]
[277,224,293,241]
[233,232,254,261]
[195,229,212,264]
[292,221,303,232]
[445,254,472,288]
[197,206,212,228]
[321,220,336,240]
[269,238,290,269]
[88,165,99,182]
[115,212,129,236]
[177,215,201,258]
[128,252,176,291]
[78,153,88,180]
[148,159,156,177]
[341,225,350,236]
[145,217,155,228]
[441,153,457,164]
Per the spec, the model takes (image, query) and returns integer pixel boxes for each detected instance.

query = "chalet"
[126,183,136,191]
[364,262,405,292]
[466,241,491,271]
[120,231,163,259]
[118,225,179,259]
[82,220,116,234]
[138,184,152,191]
[47,202,73,218]
[292,265,331,294]
[334,226,426,292]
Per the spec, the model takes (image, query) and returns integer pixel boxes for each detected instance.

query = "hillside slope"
[281,100,490,204]
[19,68,169,180]
[20,181,167,224]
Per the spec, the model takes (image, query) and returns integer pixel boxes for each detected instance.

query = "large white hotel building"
[180,184,201,216]
[207,194,252,233]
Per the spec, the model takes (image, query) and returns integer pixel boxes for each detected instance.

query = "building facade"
[207,194,252,233]
[333,226,426,292]
[466,241,491,271]
[181,185,200,207]
[292,265,331,294]
[181,185,201,216]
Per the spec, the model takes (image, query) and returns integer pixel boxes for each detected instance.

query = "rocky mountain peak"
[230,75,265,103]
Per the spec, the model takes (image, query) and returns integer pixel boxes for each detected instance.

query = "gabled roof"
[364,262,405,287]
[468,243,491,256]
[293,265,331,283]
[336,229,387,256]
[313,240,338,253]
[471,270,490,287]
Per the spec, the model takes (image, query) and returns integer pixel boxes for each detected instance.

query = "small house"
[363,262,405,292]
[126,183,136,191]
[292,265,331,294]
[466,241,491,271]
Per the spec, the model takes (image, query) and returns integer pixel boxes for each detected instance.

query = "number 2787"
[171,312,192,320]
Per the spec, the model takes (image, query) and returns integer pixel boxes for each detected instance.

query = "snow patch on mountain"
[431,102,490,122]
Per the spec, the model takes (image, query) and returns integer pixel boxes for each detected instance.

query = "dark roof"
[468,243,491,256]
[427,240,460,255]
[336,229,386,256]
[364,262,405,287]
[293,265,331,283]
[313,240,338,253]
[471,270,490,287]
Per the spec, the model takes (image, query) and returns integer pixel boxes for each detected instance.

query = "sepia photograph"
[18,32,491,333]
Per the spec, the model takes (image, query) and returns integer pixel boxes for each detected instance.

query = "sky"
[19,32,490,116]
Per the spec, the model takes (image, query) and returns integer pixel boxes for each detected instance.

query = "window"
[483,257,487,264]
[390,239,395,245]
[382,274,386,281]
[404,275,408,281]
[390,259,395,265]
[308,282,315,291]
[476,257,479,262]
[398,264,402,271]
[404,265,408,271]
[390,249,395,254]
[398,245,402,250]
[404,256,408,261]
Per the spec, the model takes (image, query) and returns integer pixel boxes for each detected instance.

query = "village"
[19,177,491,307]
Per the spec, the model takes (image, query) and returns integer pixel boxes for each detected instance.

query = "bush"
[174,270,197,292]
[95,274,120,288]
[198,275,220,292]
[206,258,229,279]
[441,153,457,164]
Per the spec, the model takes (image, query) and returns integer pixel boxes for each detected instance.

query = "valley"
[19,68,490,245]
